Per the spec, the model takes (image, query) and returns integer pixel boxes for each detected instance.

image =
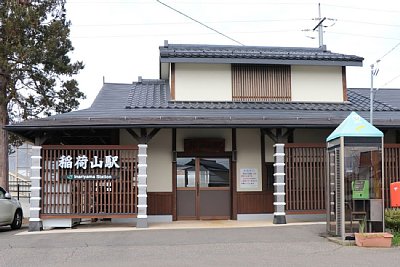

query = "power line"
[154,1,314,4]
[67,1,151,4]
[377,41,400,63]
[323,4,400,14]
[155,0,244,46]
[72,18,400,29]
[71,18,311,27]
[380,73,400,88]
[328,31,400,41]
[71,29,299,39]
[338,19,400,28]
[67,1,315,5]
[69,29,400,40]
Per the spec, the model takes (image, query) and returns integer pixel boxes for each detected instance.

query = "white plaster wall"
[236,129,262,192]
[147,129,172,192]
[291,66,343,102]
[120,129,172,192]
[293,129,333,143]
[176,128,232,152]
[175,63,232,101]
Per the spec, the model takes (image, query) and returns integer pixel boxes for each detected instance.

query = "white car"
[0,186,23,229]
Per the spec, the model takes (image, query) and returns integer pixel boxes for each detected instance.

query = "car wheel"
[10,210,22,230]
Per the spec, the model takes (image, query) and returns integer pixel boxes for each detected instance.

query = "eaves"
[159,57,363,67]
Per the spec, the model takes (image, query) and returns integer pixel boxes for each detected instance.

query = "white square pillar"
[29,146,43,231]
[137,144,148,228]
[273,144,286,224]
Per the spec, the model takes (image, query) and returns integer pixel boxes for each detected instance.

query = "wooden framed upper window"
[232,64,291,101]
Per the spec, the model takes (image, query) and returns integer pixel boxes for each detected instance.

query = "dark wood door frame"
[232,128,237,220]
[172,130,238,221]
[195,158,200,219]
[172,128,177,221]
[174,154,234,220]
[176,158,231,220]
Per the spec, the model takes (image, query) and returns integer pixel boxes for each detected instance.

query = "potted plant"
[354,219,393,248]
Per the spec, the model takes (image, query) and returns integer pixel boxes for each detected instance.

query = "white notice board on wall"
[239,168,258,188]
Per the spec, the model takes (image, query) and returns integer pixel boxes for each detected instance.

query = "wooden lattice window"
[41,145,138,218]
[232,64,291,101]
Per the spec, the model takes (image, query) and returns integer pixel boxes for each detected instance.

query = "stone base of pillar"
[29,221,43,232]
[136,218,148,228]
[273,215,287,224]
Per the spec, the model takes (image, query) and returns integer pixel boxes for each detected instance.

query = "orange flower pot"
[354,232,393,248]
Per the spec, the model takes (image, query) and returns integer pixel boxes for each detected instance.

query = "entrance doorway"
[176,157,231,220]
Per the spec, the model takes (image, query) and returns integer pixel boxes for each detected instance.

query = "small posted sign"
[240,168,258,188]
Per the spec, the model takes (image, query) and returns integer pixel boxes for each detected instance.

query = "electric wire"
[71,18,311,27]
[71,29,299,39]
[70,18,400,29]
[66,0,400,87]
[377,41,400,63]
[67,1,315,5]
[155,0,244,46]
[323,4,400,14]
[69,29,400,40]
[338,19,400,28]
[380,73,400,88]
[328,32,400,41]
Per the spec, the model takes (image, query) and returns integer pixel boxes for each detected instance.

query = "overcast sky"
[65,0,400,109]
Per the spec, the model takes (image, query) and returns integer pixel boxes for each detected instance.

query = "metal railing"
[8,172,31,200]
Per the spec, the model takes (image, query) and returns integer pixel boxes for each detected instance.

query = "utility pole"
[370,64,374,124]
[318,3,324,48]
[370,62,380,124]
[313,3,326,48]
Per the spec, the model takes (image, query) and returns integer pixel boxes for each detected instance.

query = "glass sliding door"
[199,158,230,219]
[176,158,197,219]
[176,157,231,220]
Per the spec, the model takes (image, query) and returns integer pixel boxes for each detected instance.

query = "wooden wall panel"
[285,145,326,212]
[285,144,400,212]
[237,191,274,213]
[41,145,138,218]
[171,63,175,100]
[184,138,225,153]
[148,192,173,215]
[232,64,291,101]
[342,66,348,101]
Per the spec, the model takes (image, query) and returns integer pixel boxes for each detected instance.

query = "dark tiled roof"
[123,80,397,112]
[126,79,169,108]
[160,44,363,66]
[347,90,398,111]
[90,82,133,110]
[6,81,400,135]
[349,88,400,110]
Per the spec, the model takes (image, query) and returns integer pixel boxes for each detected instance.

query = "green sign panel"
[63,174,117,180]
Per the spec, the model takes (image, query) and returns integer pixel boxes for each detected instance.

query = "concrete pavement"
[16,219,326,235]
[1,221,400,267]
